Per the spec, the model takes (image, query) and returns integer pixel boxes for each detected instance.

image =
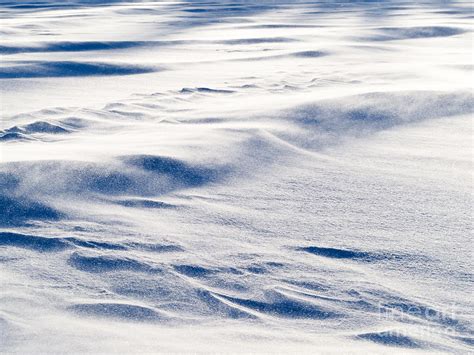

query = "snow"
[0,0,473,353]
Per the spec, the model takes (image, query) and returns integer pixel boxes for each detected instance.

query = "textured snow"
[0,0,473,353]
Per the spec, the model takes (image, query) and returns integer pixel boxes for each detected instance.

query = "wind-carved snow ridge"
[1,0,473,353]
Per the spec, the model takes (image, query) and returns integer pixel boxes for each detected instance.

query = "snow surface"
[0,0,473,353]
